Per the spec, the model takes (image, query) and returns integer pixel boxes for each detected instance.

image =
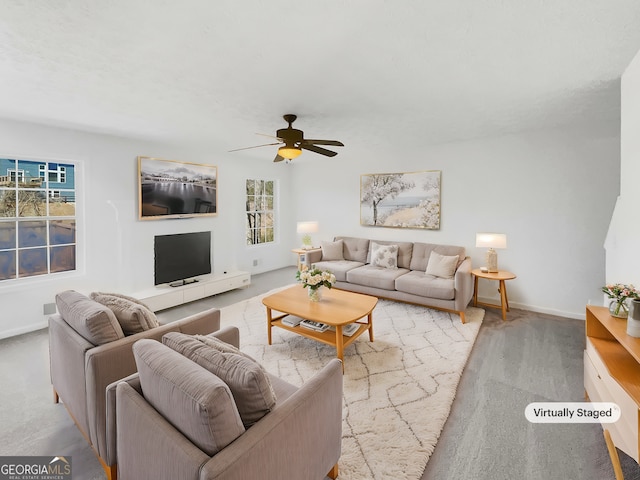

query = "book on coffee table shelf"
[300,320,330,332]
[282,316,303,327]
[341,323,359,337]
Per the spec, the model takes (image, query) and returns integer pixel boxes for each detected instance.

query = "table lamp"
[475,233,507,273]
[297,221,318,249]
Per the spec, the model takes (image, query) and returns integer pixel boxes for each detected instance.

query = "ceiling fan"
[229,114,344,162]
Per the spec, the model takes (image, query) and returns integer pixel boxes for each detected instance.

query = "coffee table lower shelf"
[272,317,371,350]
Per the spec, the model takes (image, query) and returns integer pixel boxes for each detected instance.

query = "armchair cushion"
[90,292,159,335]
[163,332,276,427]
[55,290,124,346]
[133,339,245,456]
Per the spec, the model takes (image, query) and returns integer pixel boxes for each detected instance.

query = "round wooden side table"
[471,269,517,321]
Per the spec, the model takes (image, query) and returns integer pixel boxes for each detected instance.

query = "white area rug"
[219,288,484,479]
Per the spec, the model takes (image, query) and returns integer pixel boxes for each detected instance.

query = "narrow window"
[245,179,275,245]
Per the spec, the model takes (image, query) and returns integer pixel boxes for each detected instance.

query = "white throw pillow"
[371,242,399,269]
[425,251,459,279]
[321,240,344,261]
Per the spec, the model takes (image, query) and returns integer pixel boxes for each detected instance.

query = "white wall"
[0,112,622,338]
[606,48,640,285]
[291,122,620,319]
[0,119,294,338]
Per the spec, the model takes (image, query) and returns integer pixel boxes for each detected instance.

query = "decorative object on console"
[297,221,319,249]
[475,233,507,273]
[602,283,639,319]
[360,170,441,229]
[138,156,217,220]
[296,265,336,302]
[628,299,640,337]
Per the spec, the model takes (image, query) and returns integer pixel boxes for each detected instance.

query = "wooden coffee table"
[262,286,378,370]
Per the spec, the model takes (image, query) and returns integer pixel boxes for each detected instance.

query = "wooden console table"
[585,305,640,477]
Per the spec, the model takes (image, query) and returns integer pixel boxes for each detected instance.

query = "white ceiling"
[1,1,640,157]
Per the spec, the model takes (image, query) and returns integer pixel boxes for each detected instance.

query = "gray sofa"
[307,236,474,323]
[113,327,343,480]
[48,290,220,480]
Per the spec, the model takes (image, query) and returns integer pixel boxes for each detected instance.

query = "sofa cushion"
[312,260,364,282]
[55,290,125,346]
[334,236,370,263]
[133,339,245,456]
[395,270,456,300]
[321,240,344,261]
[425,251,459,279]
[366,240,414,269]
[163,332,276,428]
[370,242,398,269]
[90,292,159,335]
[346,265,410,291]
[409,242,466,271]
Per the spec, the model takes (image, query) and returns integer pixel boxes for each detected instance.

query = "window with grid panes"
[245,179,275,245]
[0,158,77,281]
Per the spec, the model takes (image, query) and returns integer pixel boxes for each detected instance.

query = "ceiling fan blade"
[300,144,338,157]
[273,154,286,162]
[301,139,344,147]
[228,142,282,153]
[256,133,283,141]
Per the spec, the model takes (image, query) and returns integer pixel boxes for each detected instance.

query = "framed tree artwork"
[360,170,441,229]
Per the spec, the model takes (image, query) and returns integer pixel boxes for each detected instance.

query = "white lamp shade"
[297,221,319,234]
[475,233,507,249]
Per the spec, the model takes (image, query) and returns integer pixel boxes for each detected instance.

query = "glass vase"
[609,299,629,318]
[308,287,322,302]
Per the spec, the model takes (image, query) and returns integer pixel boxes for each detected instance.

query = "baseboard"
[0,320,48,340]
[476,295,585,321]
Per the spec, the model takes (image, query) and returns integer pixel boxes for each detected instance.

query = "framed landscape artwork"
[360,170,441,229]
[138,156,217,220]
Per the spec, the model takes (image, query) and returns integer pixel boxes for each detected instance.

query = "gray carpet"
[1,266,638,480]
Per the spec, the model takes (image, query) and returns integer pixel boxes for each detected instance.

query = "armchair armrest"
[48,314,95,436]
[207,326,240,349]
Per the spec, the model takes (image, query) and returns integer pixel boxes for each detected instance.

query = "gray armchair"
[48,290,220,480]
[113,327,343,480]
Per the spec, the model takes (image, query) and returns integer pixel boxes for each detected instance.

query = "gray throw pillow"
[90,292,159,335]
[371,242,399,269]
[55,290,124,345]
[425,251,459,279]
[163,332,277,428]
[133,339,245,456]
[321,240,344,261]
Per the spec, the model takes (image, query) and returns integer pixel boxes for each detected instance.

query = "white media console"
[132,271,251,312]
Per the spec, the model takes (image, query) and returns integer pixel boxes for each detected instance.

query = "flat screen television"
[138,156,218,220]
[154,231,211,286]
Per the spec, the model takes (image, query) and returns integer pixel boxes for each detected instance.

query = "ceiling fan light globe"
[278,146,302,159]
